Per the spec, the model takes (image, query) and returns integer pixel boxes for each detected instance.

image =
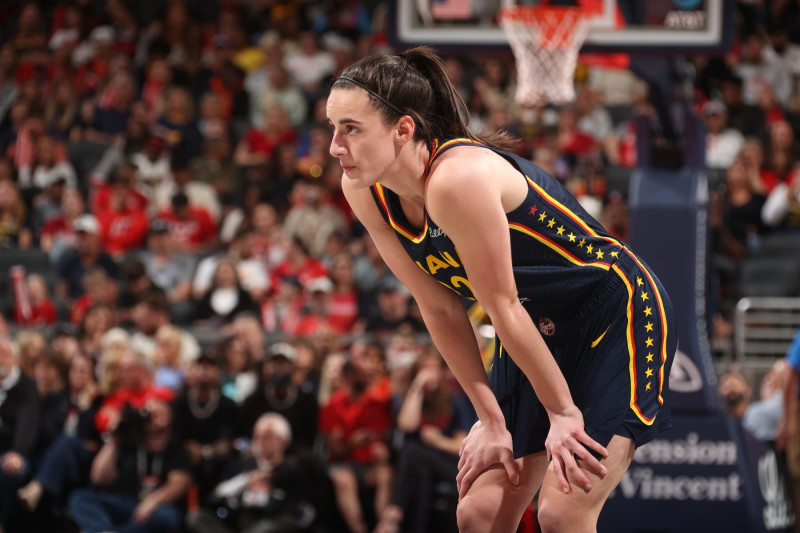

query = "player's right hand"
[456,419,519,500]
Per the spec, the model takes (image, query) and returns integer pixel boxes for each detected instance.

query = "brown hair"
[332,46,516,151]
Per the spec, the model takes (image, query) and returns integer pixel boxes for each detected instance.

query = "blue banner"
[628,167,719,415]
[599,415,793,533]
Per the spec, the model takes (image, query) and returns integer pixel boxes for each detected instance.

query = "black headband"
[337,76,405,117]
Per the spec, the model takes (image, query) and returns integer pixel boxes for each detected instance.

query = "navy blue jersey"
[370,138,675,444]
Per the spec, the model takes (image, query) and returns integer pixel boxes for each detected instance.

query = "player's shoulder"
[428,145,500,190]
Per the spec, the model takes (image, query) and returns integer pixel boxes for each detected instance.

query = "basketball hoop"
[499,5,592,106]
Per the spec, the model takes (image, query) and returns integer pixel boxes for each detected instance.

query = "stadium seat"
[757,231,800,259]
[738,256,800,298]
[605,165,633,199]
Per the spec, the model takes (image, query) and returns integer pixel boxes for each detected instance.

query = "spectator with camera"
[94,350,174,439]
[69,398,192,533]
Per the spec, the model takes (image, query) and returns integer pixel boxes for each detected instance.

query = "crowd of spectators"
[0,1,798,532]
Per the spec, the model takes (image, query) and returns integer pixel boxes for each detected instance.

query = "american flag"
[431,0,473,20]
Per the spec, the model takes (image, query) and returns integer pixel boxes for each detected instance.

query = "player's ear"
[396,115,415,144]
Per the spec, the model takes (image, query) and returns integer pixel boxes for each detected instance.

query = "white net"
[500,6,592,106]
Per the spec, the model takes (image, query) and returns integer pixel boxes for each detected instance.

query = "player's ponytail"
[333,46,516,151]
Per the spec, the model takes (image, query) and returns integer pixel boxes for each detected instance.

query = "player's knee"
[537,496,571,533]
[456,494,491,533]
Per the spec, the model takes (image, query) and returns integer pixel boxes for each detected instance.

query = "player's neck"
[379,140,429,202]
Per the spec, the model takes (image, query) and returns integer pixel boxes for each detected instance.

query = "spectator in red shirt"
[557,105,599,158]
[319,355,393,533]
[95,174,149,258]
[233,103,297,167]
[71,268,118,326]
[269,237,328,292]
[12,273,58,326]
[328,252,362,334]
[91,160,148,216]
[94,349,174,438]
[157,192,218,252]
[260,275,307,335]
[293,277,340,337]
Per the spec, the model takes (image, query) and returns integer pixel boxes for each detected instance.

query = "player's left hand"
[545,405,608,494]
[456,419,519,500]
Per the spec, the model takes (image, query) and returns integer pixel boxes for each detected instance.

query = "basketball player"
[328,46,676,532]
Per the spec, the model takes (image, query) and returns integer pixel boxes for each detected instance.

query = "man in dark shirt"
[186,413,316,533]
[68,398,192,533]
[56,214,120,302]
[241,343,318,453]
[0,336,39,532]
[172,353,240,503]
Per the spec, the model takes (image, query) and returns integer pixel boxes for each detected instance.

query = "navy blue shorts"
[488,260,677,459]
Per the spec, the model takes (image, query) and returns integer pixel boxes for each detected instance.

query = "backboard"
[390,0,735,54]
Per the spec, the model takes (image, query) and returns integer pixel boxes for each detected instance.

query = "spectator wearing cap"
[172,353,240,504]
[241,342,319,453]
[194,257,260,326]
[0,336,39,533]
[156,192,218,253]
[56,214,120,303]
[364,277,425,339]
[704,100,745,169]
[139,218,196,313]
[284,179,349,258]
[293,277,339,337]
